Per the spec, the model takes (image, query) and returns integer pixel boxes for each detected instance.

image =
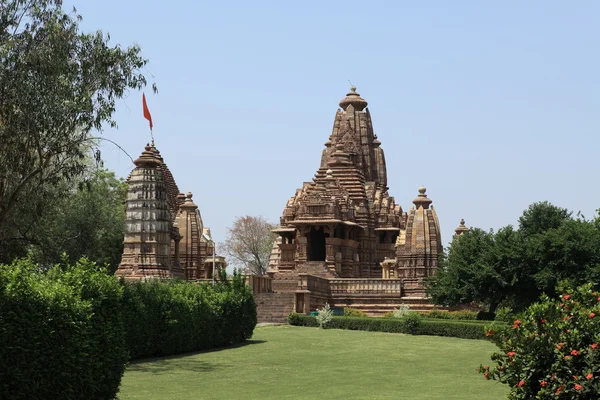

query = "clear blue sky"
[64,1,600,249]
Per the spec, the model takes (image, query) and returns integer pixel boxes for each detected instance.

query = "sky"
[63,1,600,249]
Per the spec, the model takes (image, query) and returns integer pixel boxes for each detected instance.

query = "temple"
[258,88,444,321]
[115,143,226,281]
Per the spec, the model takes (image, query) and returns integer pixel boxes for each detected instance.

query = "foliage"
[0,0,154,234]
[343,307,368,317]
[518,201,571,236]
[426,308,478,320]
[0,168,127,270]
[427,202,600,314]
[392,304,411,318]
[222,215,276,275]
[316,302,333,328]
[480,283,600,399]
[287,314,500,340]
[0,257,128,400]
[121,270,257,359]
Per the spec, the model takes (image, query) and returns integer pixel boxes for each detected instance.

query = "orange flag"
[142,93,153,131]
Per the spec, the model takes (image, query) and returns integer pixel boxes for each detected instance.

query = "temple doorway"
[307,226,326,261]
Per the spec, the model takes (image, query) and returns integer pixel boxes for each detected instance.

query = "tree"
[0,168,128,271]
[222,216,276,275]
[0,0,155,232]
[518,201,571,236]
[427,202,600,313]
[427,226,524,314]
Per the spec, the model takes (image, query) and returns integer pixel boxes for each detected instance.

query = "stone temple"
[257,88,444,321]
[115,143,226,281]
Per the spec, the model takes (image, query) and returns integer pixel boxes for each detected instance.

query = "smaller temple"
[115,143,225,281]
[454,219,470,237]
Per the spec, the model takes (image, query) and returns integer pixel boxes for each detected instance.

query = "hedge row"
[0,259,128,400]
[0,258,257,400]
[288,313,502,340]
[122,275,257,359]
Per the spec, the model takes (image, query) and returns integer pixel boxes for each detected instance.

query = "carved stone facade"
[115,144,225,281]
[261,88,444,320]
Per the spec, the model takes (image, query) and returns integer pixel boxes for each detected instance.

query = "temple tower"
[116,144,183,280]
[454,219,470,237]
[272,87,404,278]
[395,186,442,296]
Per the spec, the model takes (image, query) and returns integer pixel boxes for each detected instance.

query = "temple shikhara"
[115,144,225,281]
[257,88,445,321]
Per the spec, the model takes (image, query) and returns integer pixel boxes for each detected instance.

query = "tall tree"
[222,216,276,275]
[0,0,155,232]
[0,168,127,271]
[427,202,600,313]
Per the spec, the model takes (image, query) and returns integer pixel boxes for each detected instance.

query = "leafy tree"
[0,0,155,231]
[0,168,127,271]
[427,227,523,314]
[518,201,571,236]
[427,202,600,313]
[222,216,276,275]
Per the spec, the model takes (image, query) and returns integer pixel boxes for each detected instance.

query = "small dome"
[339,86,368,111]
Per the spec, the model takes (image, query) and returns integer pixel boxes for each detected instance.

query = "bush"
[316,303,333,328]
[425,308,478,321]
[403,312,422,334]
[0,258,128,400]
[287,314,496,340]
[122,269,257,359]
[481,283,600,399]
[343,307,368,317]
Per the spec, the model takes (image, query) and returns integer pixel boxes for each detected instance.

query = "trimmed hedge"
[0,258,257,399]
[0,258,128,400]
[288,313,503,340]
[122,273,257,359]
[383,308,479,320]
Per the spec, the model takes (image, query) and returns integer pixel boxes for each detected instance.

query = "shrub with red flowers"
[479,283,600,399]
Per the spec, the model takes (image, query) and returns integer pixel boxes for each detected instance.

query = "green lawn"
[119,325,509,400]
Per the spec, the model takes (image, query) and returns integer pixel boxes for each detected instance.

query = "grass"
[118,325,509,400]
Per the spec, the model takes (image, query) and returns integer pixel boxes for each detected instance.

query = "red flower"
[556,387,562,394]
[540,381,547,387]
[541,319,546,324]
[565,355,571,360]
[483,372,490,380]
[518,380,525,387]
[564,294,571,300]
[575,384,583,391]
[571,349,580,356]
[592,343,599,350]
[507,352,516,357]
[590,312,596,318]
[485,329,495,337]
[587,373,594,380]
